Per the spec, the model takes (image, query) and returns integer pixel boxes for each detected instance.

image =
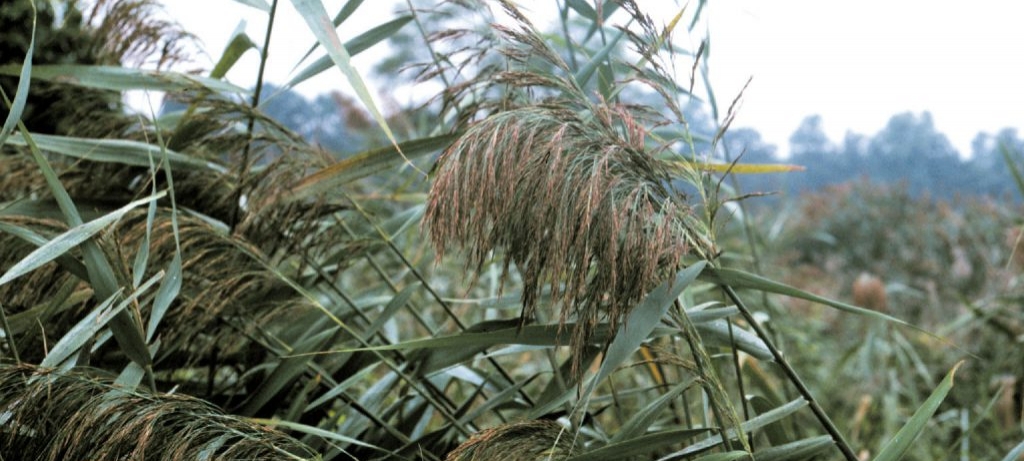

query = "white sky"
[708,1,1024,158]
[159,1,1024,158]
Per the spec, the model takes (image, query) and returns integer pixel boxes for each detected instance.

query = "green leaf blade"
[4,133,228,173]
[288,133,457,201]
[0,2,34,146]
[285,15,413,89]
[288,0,403,154]
[0,193,165,288]
[872,361,963,461]
[0,64,247,94]
[592,261,706,386]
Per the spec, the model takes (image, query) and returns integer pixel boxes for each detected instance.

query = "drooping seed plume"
[424,105,700,373]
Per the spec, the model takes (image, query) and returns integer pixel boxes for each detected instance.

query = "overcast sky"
[161,1,1024,158]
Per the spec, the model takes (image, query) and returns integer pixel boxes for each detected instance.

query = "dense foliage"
[0,1,1021,461]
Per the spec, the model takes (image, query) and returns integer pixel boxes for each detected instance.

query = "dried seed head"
[424,106,698,374]
[852,272,887,313]
[445,420,576,461]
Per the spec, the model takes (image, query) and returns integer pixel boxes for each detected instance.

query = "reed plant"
[0,1,993,460]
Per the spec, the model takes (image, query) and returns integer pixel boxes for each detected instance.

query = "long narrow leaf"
[566,0,598,20]
[210,25,258,79]
[3,277,87,336]
[695,319,771,360]
[253,418,384,451]
[872,361,963,461]
[0,64,246,94]
[319,322,681,355]
[0,221,89,281]
[701,267,912,326]
[38,292,122,369]
[0,2,34,146]
[453,377,530,425]
[692,453,751,461]
[304,364,380,413]
[591,262,706,387]
[658,398,809,460]
[232,0,271,12]
[1001,440,1024,461]
[40,271,163,369]
[999,143,1024,197]
[363,283,419,341]
[4,133,228,173]
[566,428,712,461]
[146,253,181,342]
[291,0,366,69]
[0,193,165,288]
[287,133,457,201]
[130,194,157,288]
[241,327,339,416]
[611,378,696,442]
[19,128,153,369]
[754,436,833,461]
[573,29,625,89]
[288,0,404,158]
[285,15,414,90]
[665,158,805,175]
[114,340,161,390]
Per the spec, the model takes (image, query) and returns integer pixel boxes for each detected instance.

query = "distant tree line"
[717,112,1024,203]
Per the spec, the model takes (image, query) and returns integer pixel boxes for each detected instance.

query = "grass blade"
[326,322,681,355]
[0,193,165,288]
[753,436,833,461]
[566,428,712,461]
[0,64,247,94]
[284,15,414,89]
[37,293,120,369]
[304,364,379,413]
[702,267,912,326]
[692,453,751,461]
[40,272,162,369]
[253,418,385,452]
[573,29,625,90]
[4,133,228,173]
[288,0,408,169]
[146,253,181,343]
[130,196,156,288]
[872,361,963,461]
[290,0,365,69]
[232,0,271,12]
[240,327,338,416]
[611,377,696,442]
[18,128,154,370]
[695,319,771,361]
[114,340,160,390]
[999,142,1024,197]
[210,26,258,79]
[664,158,805,175]
[0,221,89,281]
[1001,440,1024,461]
[566,0,598,20]
[3,277,86,337]
[590,262,706,387]
[0,1,34,146]
[660,398,808,459]
[363,283,419,340]
[287,133,457,201]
